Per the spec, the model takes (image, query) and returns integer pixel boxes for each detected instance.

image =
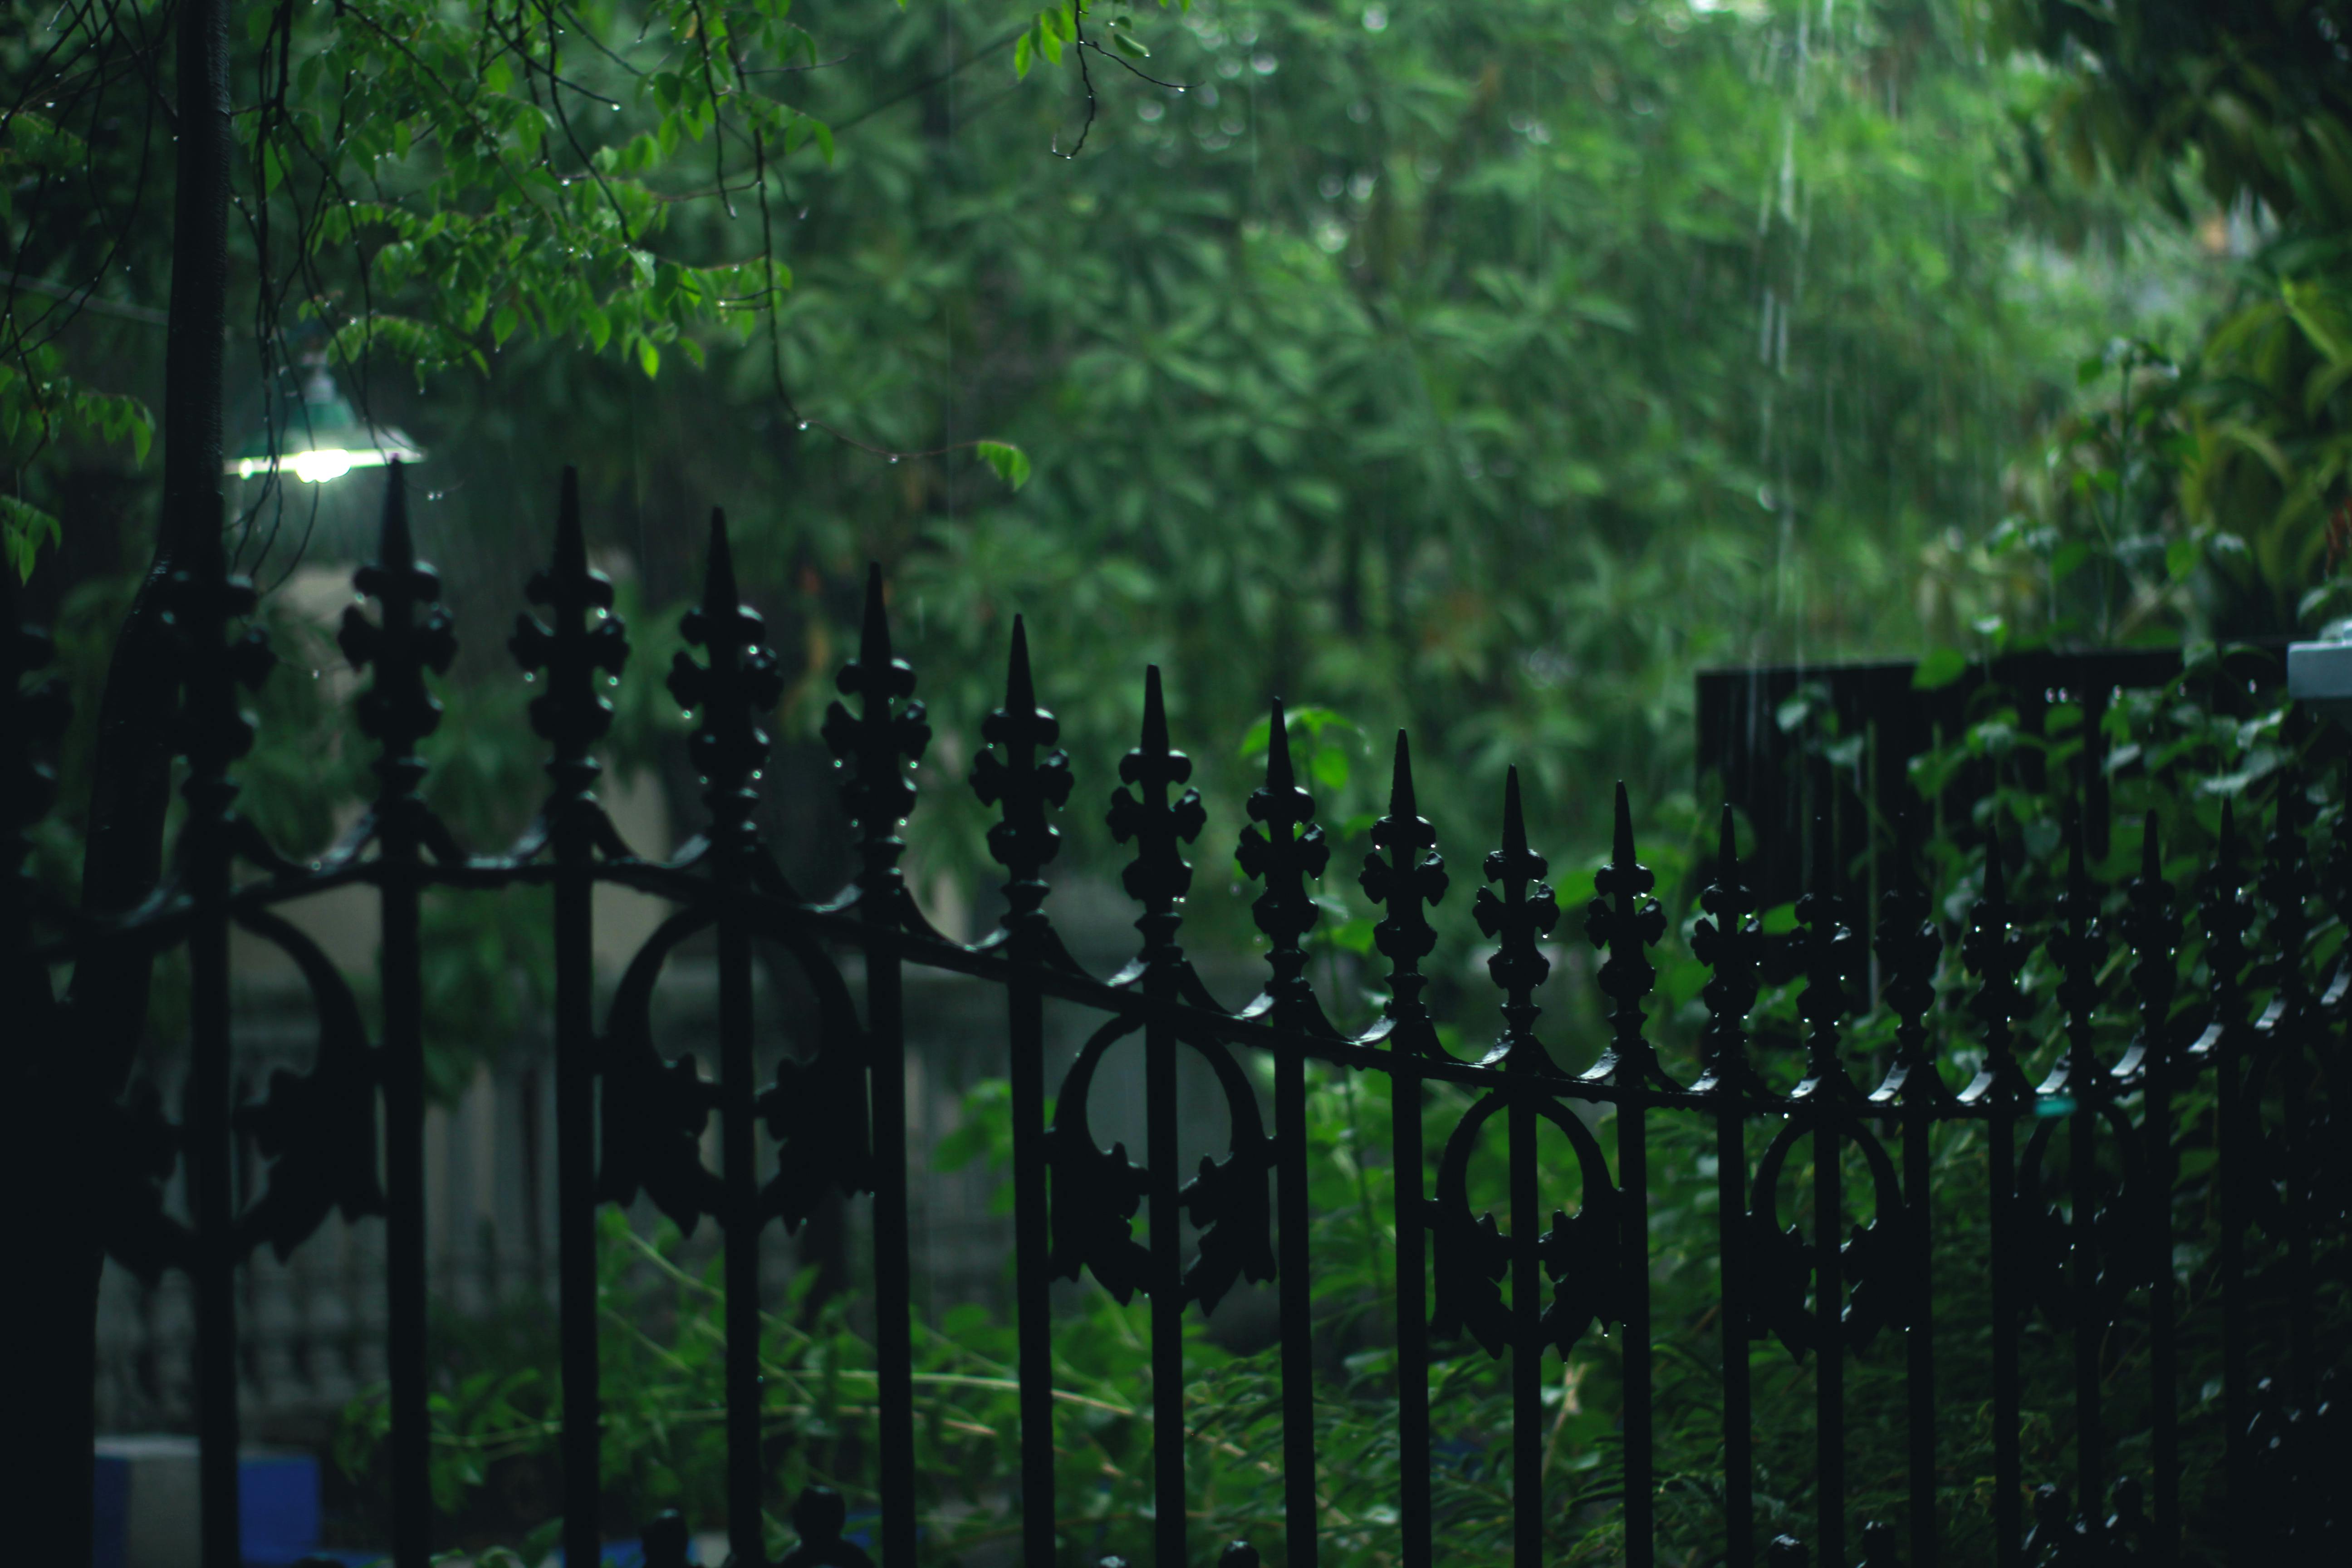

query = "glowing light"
[289,447,357,484]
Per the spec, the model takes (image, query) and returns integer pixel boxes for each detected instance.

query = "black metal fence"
[5,467,2346,1568]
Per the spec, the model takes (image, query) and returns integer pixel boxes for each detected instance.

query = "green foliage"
[1971,1,2352,637]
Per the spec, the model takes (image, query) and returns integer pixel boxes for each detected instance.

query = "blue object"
[90,1438,322,1568]
[91,1449,132,1568]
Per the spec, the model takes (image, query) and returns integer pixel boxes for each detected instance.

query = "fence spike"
[2047,801,2105,1094]
[1364,730,1448,1030]
[671,511,779,853]
[974,614,1071,939]
[1587,779,1665,1083]
[1695,804,1759,1089]
[512,467,627,850]
[1473,765,1558,1065]
[1794,807,1853,1092]
[821,559,926,910]
[1108,663,1204,967]
[1240,697,1332,1029]
[1872,806,1944,1104]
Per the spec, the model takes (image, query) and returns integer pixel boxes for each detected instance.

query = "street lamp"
[225,354,423,483]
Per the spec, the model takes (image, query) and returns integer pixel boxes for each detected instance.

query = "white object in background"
[2288,633,2352,722]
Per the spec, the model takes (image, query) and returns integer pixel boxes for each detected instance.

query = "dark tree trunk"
[7,0,231,1558]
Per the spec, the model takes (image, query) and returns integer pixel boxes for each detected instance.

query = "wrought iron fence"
[5,466,2346,1568]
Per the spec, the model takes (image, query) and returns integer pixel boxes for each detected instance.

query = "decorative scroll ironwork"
[18,469,2342,1568]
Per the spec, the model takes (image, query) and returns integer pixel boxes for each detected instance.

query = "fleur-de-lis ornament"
[2257,776,2315,1010]
[1107,666,1207,970]
[1872,812,1945,1103]
[2196,803,2254,1024]
[339,464,456,815]
[1692,805,1761,1091]
[1794,808,1858,1092]
[1586,781,1667,1081]
[671,512,786,862]
[1361,730,1449,1043]
[1475,767,1559,1069]
[821,564,930,918]
[510,466,630,849]
[970,616,1073,946]
[1237,698,1333,1029]
[1961,839,2034,1105]
[2118,812,2180,1080]
[2043,805,2107,1098]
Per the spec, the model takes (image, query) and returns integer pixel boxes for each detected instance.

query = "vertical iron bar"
[974,618,1068,1568]
[553,839,598,1568]
[1105,666,1201,1568]
[2205,803,2250,1539]
[1278,1049,1317,1563]
[677,516,799,1561]
[345,469,452,1568]
[2068,1100,2103,1517]
[870,943,918,1568]
[517,471,612,1568]
[1009,975,1055,1566]
[1990,1108,2022,1568]
[1394,1058,1432,1568]
[1621,1096,1653,1565]
[177,525,245,1568]
[1510,1079,1542,1568]
[1591,784,1664,1567]
[1365,732,1443,1568]
[1696,806,1758,1568]
[2284,1073,2314,1407]
[383,811,430,1568]
[719,910,763,1563]
[2055,808,2105,1531]
[1813,1111,1843,1568]
[1794,802,1852,1568]
[189,806,239,1568]
[1903,1107,1936,1568]
[1964,843,2030,1568]
[1147,1001,1188,1568]
[2143,1061,2176,1561]
[1717,1103,1752,1568]
[1483,768,1559,1568]
[2216,1033,2247,1538]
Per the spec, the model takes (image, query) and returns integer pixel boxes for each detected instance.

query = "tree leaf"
[977,440,1030,490]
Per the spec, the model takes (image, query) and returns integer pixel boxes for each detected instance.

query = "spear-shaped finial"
[1475,766,1559,1065]
[1390,727,1418,818]
[673,510,782,856]
[1363,730,1447,1042]
[1265,695,1295,790]
[1141,662,1171,756]
[2120,809,2180,1080]
[1794,807,1853,1089]
[1588,779,1665,1081]
[972,615,1070,939]
[818,559,926,906]
[1872,804,1945,1102]
[2046,800,2107,1094]
[1961,834,2033,1103]
[1108,664,1204,967]
[379,458,414,568]
[1005,614,1037,713]
[1694,804,1759,1088]
[1239,697,1330,1026]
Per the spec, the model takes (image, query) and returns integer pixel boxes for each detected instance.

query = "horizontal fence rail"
[6,468,2347,1567]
